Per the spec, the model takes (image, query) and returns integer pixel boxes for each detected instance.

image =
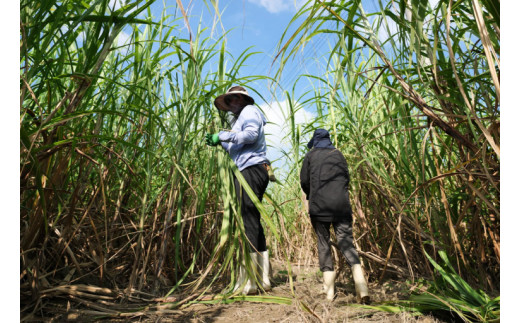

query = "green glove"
[205,133,220,146]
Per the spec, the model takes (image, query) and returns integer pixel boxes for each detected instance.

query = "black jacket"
[300,131,352,222]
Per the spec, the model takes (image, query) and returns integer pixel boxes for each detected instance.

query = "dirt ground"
[27,259,449,322]
[145,260,443,323]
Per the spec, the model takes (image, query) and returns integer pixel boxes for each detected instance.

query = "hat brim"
[214,92,254,111]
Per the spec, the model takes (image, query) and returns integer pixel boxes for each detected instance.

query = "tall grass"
[274,0,499,291]
[363,250,500,322]
[20,0,289,316]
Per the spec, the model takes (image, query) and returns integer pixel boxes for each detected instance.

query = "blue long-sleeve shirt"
[218,105,269,171]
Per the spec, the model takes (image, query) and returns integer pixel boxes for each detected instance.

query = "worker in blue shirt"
[205,86,272,295]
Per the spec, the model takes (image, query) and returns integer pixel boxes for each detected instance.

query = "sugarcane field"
[19,0,503,322]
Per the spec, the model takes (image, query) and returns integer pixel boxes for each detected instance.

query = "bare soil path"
[143,260,442,323]
[30,260,446,322]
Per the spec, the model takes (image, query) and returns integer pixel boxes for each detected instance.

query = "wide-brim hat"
[214,86,255,111]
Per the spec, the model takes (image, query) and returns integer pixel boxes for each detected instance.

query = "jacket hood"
[307,128,334,149]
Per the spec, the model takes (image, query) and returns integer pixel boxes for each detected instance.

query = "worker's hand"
[205,133,220,146]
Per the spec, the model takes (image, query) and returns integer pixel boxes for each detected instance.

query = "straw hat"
[214,86,255,111]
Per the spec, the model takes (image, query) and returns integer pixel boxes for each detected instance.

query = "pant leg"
[311,218,334,272]
[332,217,361,267]
[234,164,269,252]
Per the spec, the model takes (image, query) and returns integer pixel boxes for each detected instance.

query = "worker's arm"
[300,153,310,198]
[218,108,261,145]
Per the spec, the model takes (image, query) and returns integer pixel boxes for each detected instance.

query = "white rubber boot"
[322,271,336,301]
[257,251,271,291]
[352,264,370,304]
[233,253,258,295]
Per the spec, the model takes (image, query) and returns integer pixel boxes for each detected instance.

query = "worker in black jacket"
[300,128,369,303]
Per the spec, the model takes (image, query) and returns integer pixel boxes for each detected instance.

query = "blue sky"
[118,0,325,167]
[113,0,318,93]
[16,0,508,171]
[17,0,504,171]
[108,0,477,170]
[107,1,449,167]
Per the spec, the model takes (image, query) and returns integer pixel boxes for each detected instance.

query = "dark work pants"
[311,217,361,272]
[234,164,269,252]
